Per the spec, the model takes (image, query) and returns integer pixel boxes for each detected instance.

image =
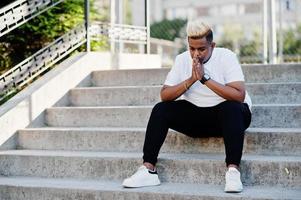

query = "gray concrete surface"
[0,177,300,200]
[1,63,301,199]
[91,64,301,87]
[17,127,301,156]
[0,150,300,188]
[69,83,301,107]
[45,105,301,128]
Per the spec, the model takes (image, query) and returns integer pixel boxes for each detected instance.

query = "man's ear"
[211,42,216,48]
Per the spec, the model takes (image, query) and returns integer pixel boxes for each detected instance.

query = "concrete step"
[0,150,299,188]
[91,64,301,86]
[0,177,300,200]
[92,68,168,87]
[69,86,161,107]
[251,104,301,128]
[45,105,301,128]
[243,64,301,83]
[17,127,301,156]
[69,83,301,106]
[247,82,301,104]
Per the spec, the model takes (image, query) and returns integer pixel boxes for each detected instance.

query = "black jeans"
[143,100,252,166]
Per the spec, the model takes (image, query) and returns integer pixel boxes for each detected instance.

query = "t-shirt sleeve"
[164,55,182,86]
[223,52,245,83]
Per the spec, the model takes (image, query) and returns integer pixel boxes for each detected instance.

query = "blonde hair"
[186,20,211,38]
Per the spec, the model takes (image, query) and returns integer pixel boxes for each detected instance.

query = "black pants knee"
[142,100,251,166]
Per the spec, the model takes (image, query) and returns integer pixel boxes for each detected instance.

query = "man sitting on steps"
[122,19,252,193]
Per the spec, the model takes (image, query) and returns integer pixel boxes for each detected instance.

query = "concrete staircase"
[0,64,301,199]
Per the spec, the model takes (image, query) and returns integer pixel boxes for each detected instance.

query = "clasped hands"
[190,56,205,83]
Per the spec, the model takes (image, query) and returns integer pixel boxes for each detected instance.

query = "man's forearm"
[204,79,246,102]
[160,78,195,101]
[161,77,245,103]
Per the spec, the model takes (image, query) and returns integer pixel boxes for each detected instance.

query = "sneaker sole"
[122,181,161,188]
[224,187,243,193]
[225,190,243,193]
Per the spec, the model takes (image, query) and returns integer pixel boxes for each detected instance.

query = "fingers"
[191,56,205,81]
[192,57,198,67]
[192,63,202,80]
[195,64,202,80]
[191,57,198,81]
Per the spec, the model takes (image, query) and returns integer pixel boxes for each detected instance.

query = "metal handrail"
[90,22,147,44]
[0,21,148,99]
[0,0,65,38]
[0,24,86,98]
[0,0,150,102]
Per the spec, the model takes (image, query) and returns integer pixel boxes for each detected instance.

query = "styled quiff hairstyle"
[186,20,213,43]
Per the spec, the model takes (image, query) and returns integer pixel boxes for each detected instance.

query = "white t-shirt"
[164,48,252,109]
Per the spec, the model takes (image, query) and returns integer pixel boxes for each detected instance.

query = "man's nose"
[193,50,200,57]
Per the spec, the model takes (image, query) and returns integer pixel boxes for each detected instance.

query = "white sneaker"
[224,167,243,193]
[122,166,161,188]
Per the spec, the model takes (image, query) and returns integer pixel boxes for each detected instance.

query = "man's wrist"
[200,74,211,84]
[187,77,195,88]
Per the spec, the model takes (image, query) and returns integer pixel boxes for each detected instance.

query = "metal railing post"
[118,0,124,53]
[145,0,150,54]
[110,0,116,54]
[85,0,90,52]
[278,0,284,63]
[110,0,118,68]
[268,0,277,64]
[262,0,268,64]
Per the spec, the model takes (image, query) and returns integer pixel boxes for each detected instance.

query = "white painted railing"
[0,0,65,38]
[0,1,149,102]
[0,24,86,98]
